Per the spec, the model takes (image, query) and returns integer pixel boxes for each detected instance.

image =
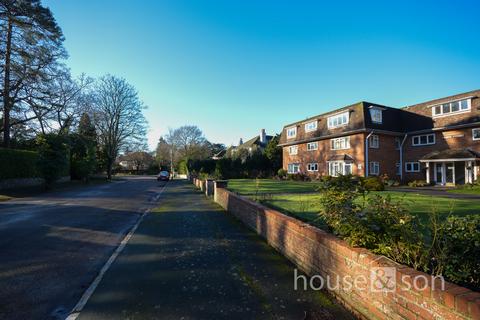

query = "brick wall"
[283,133,366,177]
[213,183,480,320]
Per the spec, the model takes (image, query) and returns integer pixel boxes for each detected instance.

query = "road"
[76,180,354,320]
[0,176,165,320]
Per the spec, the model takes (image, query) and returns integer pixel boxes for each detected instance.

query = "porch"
[419,149,479,186]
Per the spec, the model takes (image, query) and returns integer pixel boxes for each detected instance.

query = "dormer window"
[369,107,383,124]
[305,120,317,132]
[286,127,297,138]
[432,98,471,117]
[327,111,349,129]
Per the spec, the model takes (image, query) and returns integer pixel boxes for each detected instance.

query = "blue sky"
[44,0,480,149]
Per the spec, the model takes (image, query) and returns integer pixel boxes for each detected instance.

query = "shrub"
[385,179,400,187]
[430,215,480,289]
[277,168,287,179]
[0,148,39,179]
[408,180,429,187]
[287,173,310,181]
[361,176,385,191]
[36,134,70,187]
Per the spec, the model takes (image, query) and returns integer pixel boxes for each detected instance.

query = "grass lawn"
[0,195,12,202]
[448,185,480,195]
[227,179,323,195]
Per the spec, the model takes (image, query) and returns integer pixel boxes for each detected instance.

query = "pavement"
[0,176,165,320]
[76,180,354,320]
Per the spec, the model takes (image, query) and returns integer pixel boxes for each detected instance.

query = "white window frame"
[369,162,380,176]
[370,108,383,124]
[286,127,297,139]
[287,163,300,174]
[327,111,350,129]
[412,133,435,146]
[305,121,318,132]
[369,134,379,148]
[288,145,298,155]
[328,161,352,177]
[432,98,471,117]
[306,142,318,151]
[405,162,420,172]
[307,163,319,172]
[473,128,480,141]
[331,137,350,150]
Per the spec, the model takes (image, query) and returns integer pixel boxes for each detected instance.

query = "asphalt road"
[0,176,165,320]
[77,180,354,320]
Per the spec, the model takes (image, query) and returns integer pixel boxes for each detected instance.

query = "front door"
[445,162,455,185]
[434,162,455,185]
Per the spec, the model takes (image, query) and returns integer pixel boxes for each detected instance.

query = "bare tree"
[165,125,211,161]
[93,75,148,179]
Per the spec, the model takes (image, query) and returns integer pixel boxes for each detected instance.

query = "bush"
[431,215,480,289]
[277,168,287,179]
[361,176,385,191]
[287,173,311,181]
[317,178,480,290]
[408,180,430,187]
[0,148,39,179]
[36,134,70,187]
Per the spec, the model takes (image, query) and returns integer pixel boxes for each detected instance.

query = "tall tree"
[165,125,210,161]
[93,75,148,180]
[0,0,66,147]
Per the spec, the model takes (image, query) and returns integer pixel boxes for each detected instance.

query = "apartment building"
[278,89,480,185]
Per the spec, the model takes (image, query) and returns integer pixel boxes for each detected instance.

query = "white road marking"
[65,183,168,320]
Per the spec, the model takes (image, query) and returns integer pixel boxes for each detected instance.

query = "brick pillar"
[214,180,228,203]
[205,179,214,196]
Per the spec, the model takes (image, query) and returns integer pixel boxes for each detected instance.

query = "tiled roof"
[421,148,480,160]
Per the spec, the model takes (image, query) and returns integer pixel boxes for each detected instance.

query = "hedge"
[0,148,40,180]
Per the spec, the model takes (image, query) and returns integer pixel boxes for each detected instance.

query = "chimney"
[260,129,266,144]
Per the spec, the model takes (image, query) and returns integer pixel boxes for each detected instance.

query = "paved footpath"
[77,180,355,320]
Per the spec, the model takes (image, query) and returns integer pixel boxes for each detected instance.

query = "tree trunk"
[107,161,112,180]
[2,18,13,148]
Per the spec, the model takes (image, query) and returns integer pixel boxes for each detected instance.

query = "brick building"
[278,89,480,185]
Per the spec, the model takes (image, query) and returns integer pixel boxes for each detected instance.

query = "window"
[307,142,318,151]
[331,137,350,150]
[412,134,435,146]
[405,162,420,172]
[286,127,297,138]
[369,135,379,148]
[432,98,471,117]
[396,163,401,176]
[305,121,317,132]
[327,111,349,128]
[288,163,300,174]
[370,108,382,124]
[307,163,318,172]
[369,162,380,175]
[328,161,352,176]
[473,128,480,141]
[288,145,298,155]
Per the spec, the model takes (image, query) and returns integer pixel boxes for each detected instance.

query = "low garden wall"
[191,179,480,320]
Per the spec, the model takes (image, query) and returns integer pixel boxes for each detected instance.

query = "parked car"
[157,171,170,181]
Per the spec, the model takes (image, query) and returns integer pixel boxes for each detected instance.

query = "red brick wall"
[282,133,366,177]
[214,184,480,320]
[367,134,401,179]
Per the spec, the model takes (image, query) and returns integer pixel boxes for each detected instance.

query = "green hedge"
[0,148,40,179]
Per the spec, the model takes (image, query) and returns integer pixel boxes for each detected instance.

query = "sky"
[44,0,480,150]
